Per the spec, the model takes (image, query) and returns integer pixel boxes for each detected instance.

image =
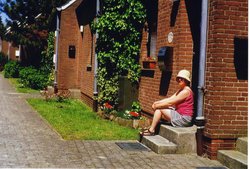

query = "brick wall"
[58,0,82,90]
[203,137,236,160]
[1,40,19,61]
[1,41,9,56]
[78,23,95,108]
[203,0,248,159]
[57,0,95,108]
[139,0,193,115]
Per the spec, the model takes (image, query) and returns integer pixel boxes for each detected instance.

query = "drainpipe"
[93,0,100,112]
[54,13,60,94]
[7,42,11,60]
[18,45,21,62]
[196,0,209,156]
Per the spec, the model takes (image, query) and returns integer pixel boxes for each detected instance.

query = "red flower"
[129,111,139,117]
[104,102,113,109]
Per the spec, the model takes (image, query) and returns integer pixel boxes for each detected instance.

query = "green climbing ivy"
[93,0,146,109]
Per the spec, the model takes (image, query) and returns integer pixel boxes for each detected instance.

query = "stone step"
[141,135,177,154]
[236,137,248,155]
[69,89,81,99]
[159,125,197,153]
[217,150,248,169]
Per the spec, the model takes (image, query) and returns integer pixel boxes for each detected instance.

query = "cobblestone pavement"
[0,74,226,168]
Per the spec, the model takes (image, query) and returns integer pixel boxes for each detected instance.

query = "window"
[68,45,76,58]
[146,0,158,58]
[234,37,248,80]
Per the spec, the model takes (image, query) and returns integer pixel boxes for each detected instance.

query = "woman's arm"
[152,93,175,109]
[153,89,190,110]
[153,90,179,105]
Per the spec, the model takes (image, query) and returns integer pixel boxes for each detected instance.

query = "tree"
[94,0,146,108]
[0,0,67,66]
[0,16,5,38]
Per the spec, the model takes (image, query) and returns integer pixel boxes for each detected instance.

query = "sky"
[0,13,8,25]
[0,0,8,25]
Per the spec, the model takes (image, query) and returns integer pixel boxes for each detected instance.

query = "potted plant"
[142,56,157,69]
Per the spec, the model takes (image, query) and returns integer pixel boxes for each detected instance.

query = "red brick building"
[56,0,248,159]
[0,38,20,61]
[203,0,248,159]
[55,0,97,107]
[139,0,248,160]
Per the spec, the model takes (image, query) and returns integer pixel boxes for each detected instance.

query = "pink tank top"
[176,88,194,117]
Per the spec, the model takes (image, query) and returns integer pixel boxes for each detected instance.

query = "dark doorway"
[234,37,248,80]
[185,0,202,119]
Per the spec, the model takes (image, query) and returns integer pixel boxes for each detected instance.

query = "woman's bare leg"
[149,109,172,133]
[160,109,172,121]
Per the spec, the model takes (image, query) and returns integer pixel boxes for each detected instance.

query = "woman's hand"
[152,102,156,110]
[152,97,175,110]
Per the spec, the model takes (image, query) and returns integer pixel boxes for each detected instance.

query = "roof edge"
[56,0,77,11]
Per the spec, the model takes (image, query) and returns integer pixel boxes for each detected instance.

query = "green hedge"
[19,66,49,90]
[4,61,20,78]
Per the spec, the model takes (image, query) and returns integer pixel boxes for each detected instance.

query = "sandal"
[141,126,150,132]
[140,129,155,136]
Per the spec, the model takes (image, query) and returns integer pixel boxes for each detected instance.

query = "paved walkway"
[0,74,226,168]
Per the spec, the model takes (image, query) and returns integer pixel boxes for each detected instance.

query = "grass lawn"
[8,78,39,93]
[27,98,139,140]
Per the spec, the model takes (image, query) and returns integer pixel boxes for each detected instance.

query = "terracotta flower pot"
[142,61,156,69]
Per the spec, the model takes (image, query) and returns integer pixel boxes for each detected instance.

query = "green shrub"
[0,52,8,71]
[41,32,55,74]
[4,61,20,78]
[19,66,49,90]
[93,0,146,107]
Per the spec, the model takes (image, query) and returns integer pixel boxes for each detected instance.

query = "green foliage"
[19,66,49,90]
[0,0,68,47]
[94,0,146,107]
[15,31,55,90]
[0,0,68,67]
[0,52,8,71]
[4,60,20,78]
[101,101,117,115]
[41,32,55,74]
[123,101,141,120]
[131,101,141,113]
[3,31,54,89]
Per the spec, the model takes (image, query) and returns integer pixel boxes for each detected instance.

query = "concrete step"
[141,135,177,154]
[236,137,248,155]
[217,150,248,169]
[69,89,81,99]
[159,125,197,153]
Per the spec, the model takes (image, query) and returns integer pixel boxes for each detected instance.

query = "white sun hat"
[176,69,191,82]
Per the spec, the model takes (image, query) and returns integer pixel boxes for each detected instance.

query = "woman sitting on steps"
[140,69,194,136]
